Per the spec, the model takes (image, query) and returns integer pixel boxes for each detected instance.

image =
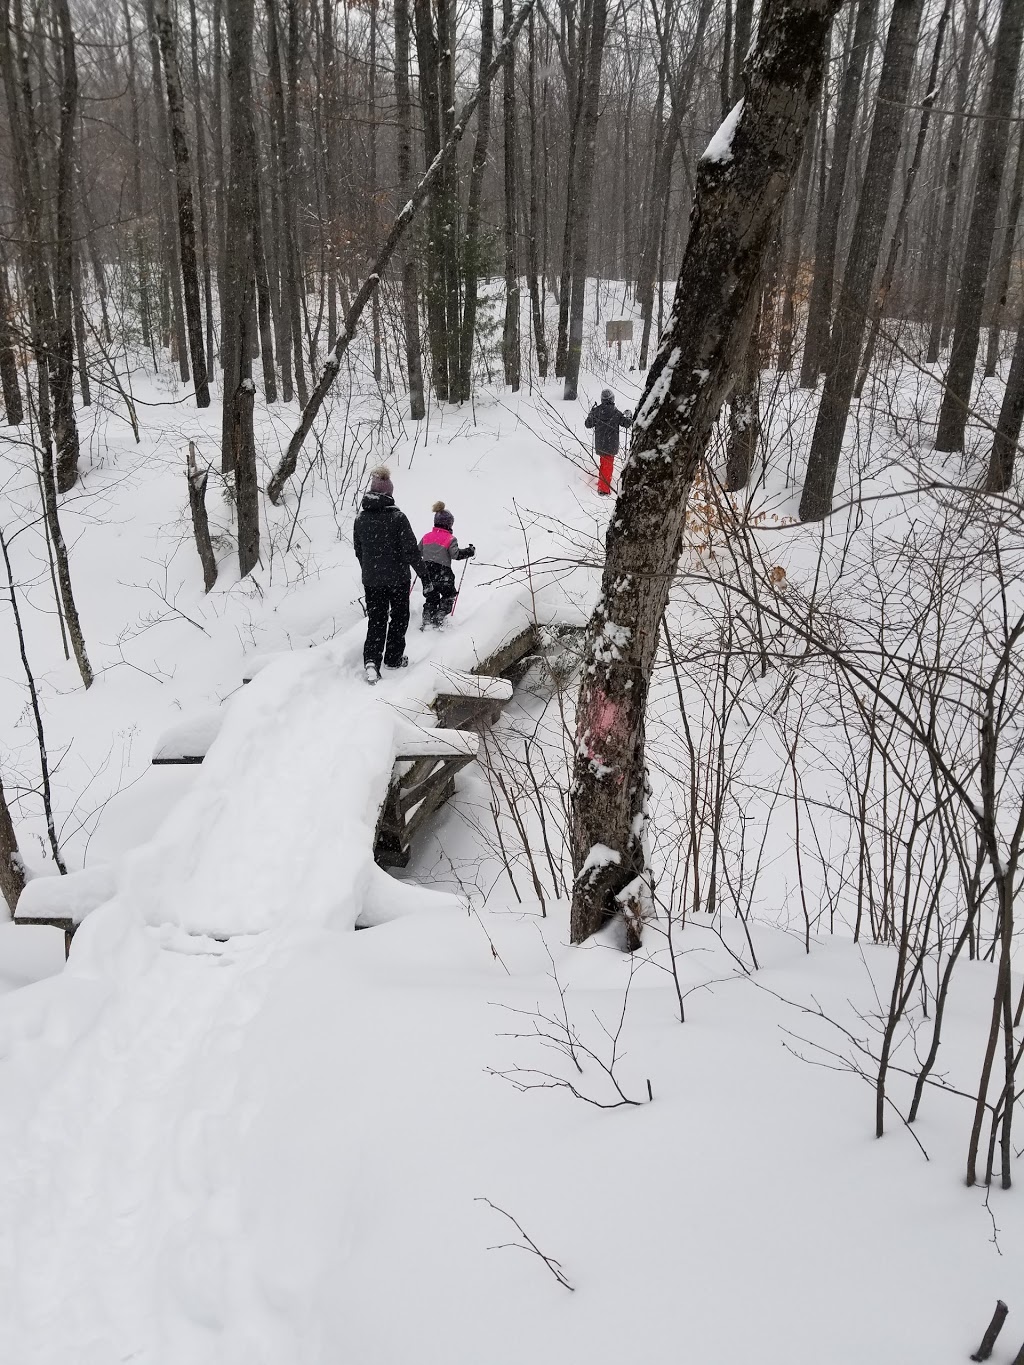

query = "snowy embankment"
[1,307,1023,1362]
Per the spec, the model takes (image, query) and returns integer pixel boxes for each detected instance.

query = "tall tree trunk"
[563,0,609,401]
[798,0,927,522]
[188,0,216,368]
[569,0,839,946]
[502,0,521,390]
[0,245,24,423]
[457,0,495,404]
[984,131,1024,378]
[1,0,92,688]
[265,0,294,401]
[72,247,90,406]
[122,0,152,353]
[526,6,548,376]
[143,0,189,379]
[253,168,277,402]
[154,0,210,406]
[777,87,819,372]
[52,0,81,493]
[925,0,980,364]
[413,0,448,397]
[284,0,308,402]
[222,0,259,576]
[555,5,586,379]
[0,774,25,914]
[212,0,226,332]
[985,299,1024,491]
[394,0,425,417]
[935,0,1024,452]
[368,0,383,385]
[799,0,877,387]
[853,0,949,398]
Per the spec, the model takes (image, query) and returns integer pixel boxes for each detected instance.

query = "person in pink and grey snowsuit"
[418,502,475,629]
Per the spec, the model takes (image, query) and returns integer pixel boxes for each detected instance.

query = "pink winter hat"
[369,466,394,496]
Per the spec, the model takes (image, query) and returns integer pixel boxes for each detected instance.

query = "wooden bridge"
[15,625,541,954]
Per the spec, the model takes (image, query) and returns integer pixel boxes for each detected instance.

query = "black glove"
[465,544,476,558]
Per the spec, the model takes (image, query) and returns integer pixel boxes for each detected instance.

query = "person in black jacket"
[585,388,631,494]
[353,467,422,683]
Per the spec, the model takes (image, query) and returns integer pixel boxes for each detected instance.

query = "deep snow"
[1,296,1022,1363]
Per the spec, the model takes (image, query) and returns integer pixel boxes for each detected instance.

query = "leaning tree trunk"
[563,0,610,401]
[393,0,425,418]
[934,0,1024,452]
[501,0,521,391]
[569,0,840,946]
[221,0,259,577]
[154,0,211,406]
[456,0,495,405]
[798,0,877,388]
[798,0,927,523]
[0,774,25,914]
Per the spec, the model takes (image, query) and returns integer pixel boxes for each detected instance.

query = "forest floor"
[0,306,1021,1363]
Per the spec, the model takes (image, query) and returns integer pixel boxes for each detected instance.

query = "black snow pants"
[421,562,457,627]
[364,579,411,668]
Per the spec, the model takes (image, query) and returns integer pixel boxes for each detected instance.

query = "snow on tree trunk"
[569,0,840,947]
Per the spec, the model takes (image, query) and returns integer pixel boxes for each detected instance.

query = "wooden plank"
[399,754,473,815]
[395,728,478,761]
[472,624,539,684]
[433,693,506,731]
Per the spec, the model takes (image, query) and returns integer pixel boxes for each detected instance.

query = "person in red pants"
[585,388,632,495]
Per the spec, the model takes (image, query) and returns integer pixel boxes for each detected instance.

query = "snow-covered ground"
[1,299,1022,1362]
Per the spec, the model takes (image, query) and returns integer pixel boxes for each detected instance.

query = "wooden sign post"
[605,319,633,360]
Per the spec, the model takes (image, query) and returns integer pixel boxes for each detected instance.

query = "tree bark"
[985,300,1024,491]
[154,0,210,406]
[984,129,1024,378]
[187,441,218,592]
[563,0,609,400]
[853,0,949,398]
[221,0,259,577]
[525,6,548,377]
[776,87,819,372]
[502,0,521,391]
[394,0,425,417]
[569,0,839,945]
[122,0,152,354]
[0,246,24,424]
[798,0,877,387]
[265,0,294,401]
[798,0,927,522]
[925,0,980,364]
[934,0,1024,451]
[456,0,495,404]
[0,774,25,914]
[188,0,216,368]
[52,0,81,493]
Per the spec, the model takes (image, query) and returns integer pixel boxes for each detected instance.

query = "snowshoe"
[382,656,409,673]
[364,663,380,685]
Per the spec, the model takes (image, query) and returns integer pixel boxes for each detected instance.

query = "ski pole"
[450,558,470,618]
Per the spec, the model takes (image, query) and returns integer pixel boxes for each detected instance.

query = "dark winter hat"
[601,388,615,402]
[432,499,454,531]
[369,466,394,496]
